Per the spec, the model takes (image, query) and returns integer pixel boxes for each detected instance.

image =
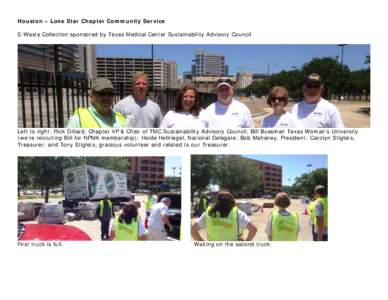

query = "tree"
[18,157,32,196]
[28,157,69,202]
[292,168,328,198]
[301,57,350,97]
[191,155,217,197]
[215,156,262,196]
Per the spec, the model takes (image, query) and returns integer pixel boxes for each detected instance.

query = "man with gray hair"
[147,197,173,240]
[113,72,163,128]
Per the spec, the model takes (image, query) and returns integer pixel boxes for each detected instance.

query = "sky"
[241,154,328,185]
[96,44,370,77]
[165,156,181,177]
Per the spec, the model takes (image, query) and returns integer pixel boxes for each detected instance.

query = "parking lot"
[20,194,149,241]
[191,197,314,241]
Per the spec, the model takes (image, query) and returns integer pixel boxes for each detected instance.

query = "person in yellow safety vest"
[199,195,208,214]
[191,190,257,241]
[265,192,300,241]
[313,185,328,241]
[96,195,115,240]
[110,203,148,240]
[308,197,318,241]
[66,78,126,128]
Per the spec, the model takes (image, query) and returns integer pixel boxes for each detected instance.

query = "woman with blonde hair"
[261,86,299,128]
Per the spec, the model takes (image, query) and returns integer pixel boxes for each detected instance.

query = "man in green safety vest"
[145,192,156,216]
[191,190,257,241]
[265,192,299,241]
[67,78,126,128]
[96,195,115,240]
[312,185,328,241]
[308,195,321,241]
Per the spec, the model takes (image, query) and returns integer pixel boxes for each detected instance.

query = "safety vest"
[206,206,238,241]
[316,197,328,227]
[272,211,298,241]
[99,200,113,218]
[114,217,139,240]
[147,195,156,210]
[200,197,208,210]
[76,108,125,128]
[308,201,317,225]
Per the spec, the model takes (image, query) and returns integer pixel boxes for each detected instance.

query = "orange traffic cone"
[303,206,308,215]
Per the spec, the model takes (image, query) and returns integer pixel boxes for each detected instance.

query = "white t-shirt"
[196,209,251,229]
[261,112,300,128]
[203,99,254,128]
[109,217,148,236]
[291,98,345,128]
[264,210,301,235]
[159,110,207,128]
[148,202,169,231]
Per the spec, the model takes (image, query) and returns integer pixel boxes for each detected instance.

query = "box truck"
[63,165,132,209]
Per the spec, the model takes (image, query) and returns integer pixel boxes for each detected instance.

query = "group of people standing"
[95,194,174,241]
[191,187,328,242]
[67,72,344,129]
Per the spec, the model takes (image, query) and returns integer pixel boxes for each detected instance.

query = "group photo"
[18,44,370,129]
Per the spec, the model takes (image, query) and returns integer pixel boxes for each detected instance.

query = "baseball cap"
[304,73,322,85]
[216,78,233,88]
[91,78,114,92]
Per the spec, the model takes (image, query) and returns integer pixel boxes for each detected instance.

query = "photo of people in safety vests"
[191,155,328,241]
[18,156,181,241]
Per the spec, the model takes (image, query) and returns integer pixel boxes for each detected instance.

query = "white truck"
[63,165,132,209]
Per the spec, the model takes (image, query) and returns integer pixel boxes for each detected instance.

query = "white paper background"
[2,1,387,299]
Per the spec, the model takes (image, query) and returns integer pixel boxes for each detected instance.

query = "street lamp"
[306,164,312,174]
[267,63,277,77]
[338,44,348,66]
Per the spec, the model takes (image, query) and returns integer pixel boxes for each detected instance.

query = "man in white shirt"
[291,73,345,128]
[204,78,254,128]
[147,197,173,240]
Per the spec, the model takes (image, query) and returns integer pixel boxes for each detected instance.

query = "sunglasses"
[216,78,233,85]
[305,83,321,89]
[96,91,115,97]
[270,96,287,102]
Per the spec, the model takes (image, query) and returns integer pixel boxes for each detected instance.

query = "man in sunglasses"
[67,78,126,128]
[113,72,163,128]
[291,73,344,128]
[203,78,254,128]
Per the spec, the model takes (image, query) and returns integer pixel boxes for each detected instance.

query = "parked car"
[18,223,91,241]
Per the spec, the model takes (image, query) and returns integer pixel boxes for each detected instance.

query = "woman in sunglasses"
[191,190,257,241]
[160,85,207,128]
[261,86,299,128]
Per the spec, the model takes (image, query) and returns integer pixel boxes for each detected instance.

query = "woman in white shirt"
[261,86,299,128]
[160,85,207,128]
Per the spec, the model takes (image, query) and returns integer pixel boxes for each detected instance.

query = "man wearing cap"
[113,72,163,128]
[66,78,126,128]
[291,73,344,128]
[147,197,173,240]
[203,78,254,128]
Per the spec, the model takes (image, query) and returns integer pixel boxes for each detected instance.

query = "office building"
[192,50,228,76]
[128,157,165,190]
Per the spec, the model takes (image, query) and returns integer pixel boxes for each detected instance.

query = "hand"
[168,225,173,232]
